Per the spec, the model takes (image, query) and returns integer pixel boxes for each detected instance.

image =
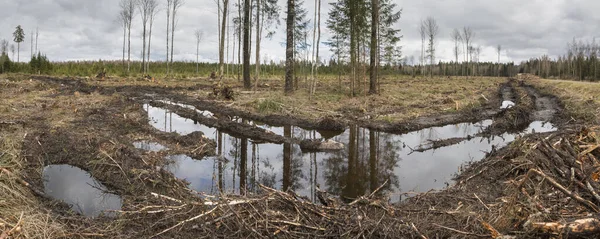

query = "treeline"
[519,39,600,81]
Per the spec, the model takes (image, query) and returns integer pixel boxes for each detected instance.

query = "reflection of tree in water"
[282,126,306,191]
[322,125,400,201]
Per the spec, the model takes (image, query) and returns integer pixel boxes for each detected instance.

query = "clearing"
[1,74,599,238]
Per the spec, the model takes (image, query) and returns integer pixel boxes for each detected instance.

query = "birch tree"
[424,17,438,76]
[171,0,184,65]
[195,30,204,74]
[165,0,172,74]
[137,0,154,73]
[120,0,135,72]
[451,28,462,74]
[462,26,474,76]
[219,0,229,80]
[146,0,159,72]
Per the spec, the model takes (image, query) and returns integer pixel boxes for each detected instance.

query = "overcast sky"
[1,0,599,64]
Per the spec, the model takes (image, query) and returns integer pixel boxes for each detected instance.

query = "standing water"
[42,165,122,217]
[144,104,556,202]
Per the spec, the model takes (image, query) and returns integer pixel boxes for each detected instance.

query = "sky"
[0,0,599,64]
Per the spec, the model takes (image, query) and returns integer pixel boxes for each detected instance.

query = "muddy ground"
[1,74,597,238]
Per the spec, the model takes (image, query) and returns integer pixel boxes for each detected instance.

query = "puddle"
[147,104,556,202]
[42,165,122,217]
[134,141,167,152]
[157,100,215,118]
[501,101,515,109]
[145,104,217,136]
[145,104,323,141]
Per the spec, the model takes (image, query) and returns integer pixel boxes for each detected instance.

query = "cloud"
[0,0,597,64]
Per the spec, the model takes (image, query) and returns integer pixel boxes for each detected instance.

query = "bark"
[349,0,357,96]
[166,0,171,75]
[243,0,252,89]
[254,0,261,90]
[369,0,378,95]
[219,0,229,80]
[237,0,242,82]
[311,0,321,96]
[284,0,294,93]
[147,13,155,73]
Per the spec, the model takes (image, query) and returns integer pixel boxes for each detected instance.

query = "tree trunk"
[220,0,229,80]
[237,0,242,82]
[369,0,378,95]
[142,22,147,74]
[122,24,126,69]
[349,0,357,97]
[170,4,176,66]
[166,1,171,75]
[147,15,154,73]
[284,0,295,93]
[243,0,252,89]
[127,24,131,72]
[311,0,321,96]
[254,0,261,90]
[17,43,19,62]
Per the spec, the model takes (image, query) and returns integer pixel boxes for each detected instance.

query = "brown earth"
[0,74,597,238]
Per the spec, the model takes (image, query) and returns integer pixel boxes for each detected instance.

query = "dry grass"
[0,128,69,239]
[529,78,600,123]
[193,76,505,122]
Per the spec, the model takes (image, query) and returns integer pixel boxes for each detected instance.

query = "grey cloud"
[0,0,597,64]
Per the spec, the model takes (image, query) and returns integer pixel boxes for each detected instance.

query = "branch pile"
[122,185,417,238]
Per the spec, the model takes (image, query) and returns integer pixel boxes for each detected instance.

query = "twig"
[153,207,218,238]
[432,223,490,237]
[270,220,325,231]
[151,192,183,204]
[473,193,490,211]
[100,150,131,184]
[519,169,599,212]
[368,180,389,198]
[410,223,428,239]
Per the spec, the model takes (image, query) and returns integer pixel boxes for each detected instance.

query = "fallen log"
[529,218,600,236]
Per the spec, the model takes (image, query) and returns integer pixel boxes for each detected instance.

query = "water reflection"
[42,165,122,217]
[147,105,556,202]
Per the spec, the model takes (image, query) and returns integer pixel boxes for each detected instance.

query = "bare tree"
[419,21,426,68]
[219,0,229,80]
[146,0,159,72]
[195,29,204,74]
[497,44,501,63]
[10,44,15,60]
[0,40,7,55]
[30,30,33,59]
[165,0,172,75]
[137,0,155,74]
[424,17,439,76]
[451,28,462,63]
[120,0,136,72]
[170,0,184,65]
[462,26,474,76]
[35,28,39,56]
[310,0,321,96]
[451,28,462,75]
[119,9,128,67]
